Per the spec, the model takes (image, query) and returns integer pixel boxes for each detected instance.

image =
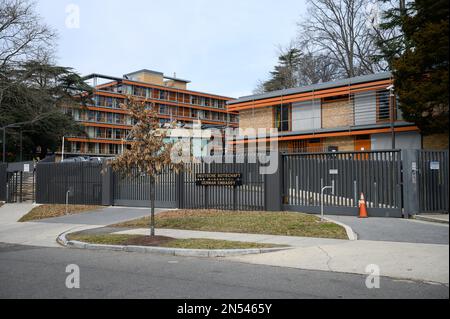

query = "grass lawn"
[19,204,103,222]
[112,209,348,240]
[66,233,284,249]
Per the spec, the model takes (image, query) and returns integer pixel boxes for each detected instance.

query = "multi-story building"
[227,72,448,153]
[60,69,238,158]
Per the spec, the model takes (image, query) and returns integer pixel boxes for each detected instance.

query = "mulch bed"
[123,235,175,246]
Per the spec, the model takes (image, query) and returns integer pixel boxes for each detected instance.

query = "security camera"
[386,84,394,90]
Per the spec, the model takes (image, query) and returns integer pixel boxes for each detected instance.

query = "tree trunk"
[150,176,155,237]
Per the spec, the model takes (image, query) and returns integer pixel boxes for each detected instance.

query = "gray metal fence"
[0,163,6,201]
[282,150,403,217]
[181,156,265,211]
[36,162,103,205]
[418,150,449,214]
[33,150,448,218]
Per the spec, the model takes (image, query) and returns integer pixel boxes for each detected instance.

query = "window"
[88,111,95,121]
[275,104,291,132]
[377,90,391,122]
[159,104,168,115]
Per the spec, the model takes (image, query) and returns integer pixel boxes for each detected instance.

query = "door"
[355,135,371,151]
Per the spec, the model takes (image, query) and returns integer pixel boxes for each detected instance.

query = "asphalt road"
[0,243,447,299]
[327,215,449,244]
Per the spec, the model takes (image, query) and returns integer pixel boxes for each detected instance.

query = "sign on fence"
[196,173,243,186]
[430,161,440,170]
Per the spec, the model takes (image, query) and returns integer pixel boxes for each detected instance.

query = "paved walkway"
[325,215,449,244]
[35,206,166,225]
[0,203,98,247]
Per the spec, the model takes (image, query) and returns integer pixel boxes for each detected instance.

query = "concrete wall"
[423,133,449,150]
[371,131,421,150]
[291,99,321,131]
[354,91,377,125]
[322,100,354,128]
[239,107,274,130]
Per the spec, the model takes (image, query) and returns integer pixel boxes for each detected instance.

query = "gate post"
[176,171,184,209]
[402,149,420,218]
[264,153,283,211]
[101,163,114,206]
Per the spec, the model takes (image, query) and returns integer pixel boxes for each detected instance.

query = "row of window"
[157,104,238,123]
[101,84,227,109]
[67,142,121,155]
[65,109,132,126]
[66,104,238,126]
[85,127,130,140]
[273,91,397,132]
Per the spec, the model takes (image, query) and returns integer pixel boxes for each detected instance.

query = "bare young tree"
[297,0,388,78]
[111,96,182,237]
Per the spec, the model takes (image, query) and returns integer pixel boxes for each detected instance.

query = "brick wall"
[423,133,449,150]
[239,107,274,130]
[321,100,354,128]
[323,136,355,152]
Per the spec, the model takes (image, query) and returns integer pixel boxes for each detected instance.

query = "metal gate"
[113,169,178,208]
[282,150,403,217]
[4,162,35,203]
[418,150,449,214]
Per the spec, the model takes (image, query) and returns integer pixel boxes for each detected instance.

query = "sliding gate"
[112,169,178,208]
[282,150,403,217]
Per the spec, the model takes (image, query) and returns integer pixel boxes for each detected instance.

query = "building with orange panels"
[60,69,238,158]
[227,72,443,153]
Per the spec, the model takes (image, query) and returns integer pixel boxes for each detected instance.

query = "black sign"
[196,173,243,186]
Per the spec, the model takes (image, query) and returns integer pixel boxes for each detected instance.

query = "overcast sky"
[35,0,307,98]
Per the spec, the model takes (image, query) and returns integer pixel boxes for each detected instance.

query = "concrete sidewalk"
[35,206,166,225]
[325,214,449,244]
[0,203,98,247]
[115,227,449,284]
[227,240,449,285]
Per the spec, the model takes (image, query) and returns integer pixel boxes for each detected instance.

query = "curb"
[56,232,291,257]
[322,216,358,241]
[413,215,449,225]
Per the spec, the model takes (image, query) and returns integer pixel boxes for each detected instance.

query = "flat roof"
[228,72,392,105]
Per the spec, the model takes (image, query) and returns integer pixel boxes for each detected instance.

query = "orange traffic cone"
[359,193,368,218]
